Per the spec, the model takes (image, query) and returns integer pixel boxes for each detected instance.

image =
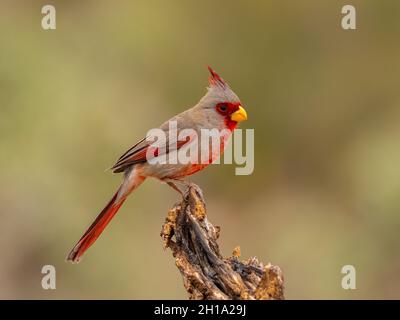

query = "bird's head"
[197,66,247,131]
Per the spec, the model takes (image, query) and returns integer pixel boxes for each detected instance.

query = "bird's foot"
[188,183,204,202]
[165,179,204,203]
[166,180,185,197]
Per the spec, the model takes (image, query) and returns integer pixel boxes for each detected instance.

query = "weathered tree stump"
[161,185,285,300]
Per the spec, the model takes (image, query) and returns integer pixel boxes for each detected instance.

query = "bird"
[67,66,248,263]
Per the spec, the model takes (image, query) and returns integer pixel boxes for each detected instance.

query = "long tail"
[67,169,145,263]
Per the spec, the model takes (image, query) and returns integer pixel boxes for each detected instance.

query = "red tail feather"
[67,191,125,263]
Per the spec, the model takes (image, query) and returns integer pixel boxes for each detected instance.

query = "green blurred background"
[1,0,400,299]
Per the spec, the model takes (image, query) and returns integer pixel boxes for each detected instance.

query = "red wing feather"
[111,135,191,173]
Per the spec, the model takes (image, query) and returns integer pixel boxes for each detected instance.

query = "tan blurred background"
[1,0,400,299]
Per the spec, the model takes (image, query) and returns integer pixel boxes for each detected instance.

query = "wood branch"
[161,184,285,300]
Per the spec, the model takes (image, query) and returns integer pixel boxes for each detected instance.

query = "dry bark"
[161,184,285,300]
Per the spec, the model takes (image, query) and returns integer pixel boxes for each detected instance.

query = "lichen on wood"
[160,184,285,300]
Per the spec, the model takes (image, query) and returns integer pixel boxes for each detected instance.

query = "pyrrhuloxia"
[67,67,247,262]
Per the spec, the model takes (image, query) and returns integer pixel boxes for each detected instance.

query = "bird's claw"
[165,179,205,203]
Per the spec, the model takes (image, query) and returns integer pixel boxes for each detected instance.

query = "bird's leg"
[165,179,205,202]
[174,179,191,193]
[174,179,204,203]
[165,179,185,197]
[165,179,192,197]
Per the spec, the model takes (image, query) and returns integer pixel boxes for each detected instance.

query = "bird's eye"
[217,104,228,113]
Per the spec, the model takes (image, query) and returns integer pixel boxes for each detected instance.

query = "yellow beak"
[230,106,248,122]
